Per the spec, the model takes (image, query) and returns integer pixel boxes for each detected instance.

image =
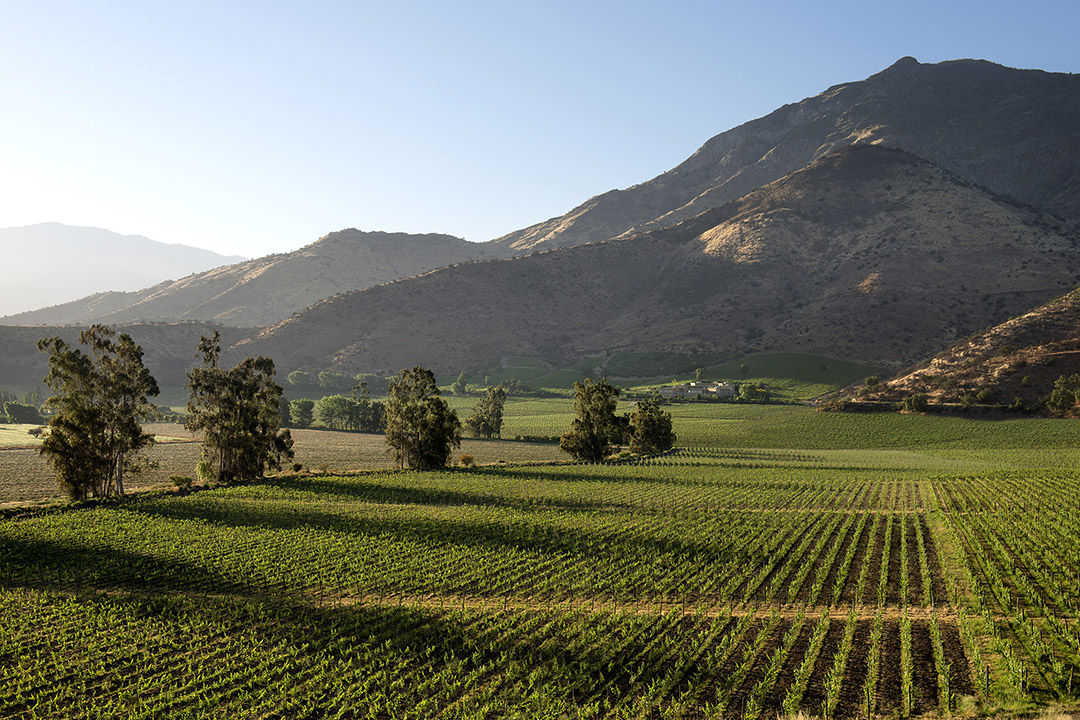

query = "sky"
[1,0,1079,259]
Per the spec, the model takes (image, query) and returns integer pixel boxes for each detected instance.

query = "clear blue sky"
[1,0,1078,258]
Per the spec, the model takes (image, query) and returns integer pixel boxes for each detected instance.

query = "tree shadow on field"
[113,494,732,569]
[0,589,709,716]
[0,533,257,598]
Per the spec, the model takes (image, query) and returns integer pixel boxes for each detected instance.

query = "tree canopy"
[186,331,293,484]
[464,386,507,439]
[4,401,43,425]
[559,378,625,462]
[627,398,675,454]
[384,366,461,469]
[38,325,160,499]
[313,391,386,432]
[289,398,315,428]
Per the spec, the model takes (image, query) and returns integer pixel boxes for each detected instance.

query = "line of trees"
[34,327,675,499]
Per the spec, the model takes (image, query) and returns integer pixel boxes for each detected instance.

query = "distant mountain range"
[5,57,1080,388]
[5,229,498,327]
[0,224,245,318]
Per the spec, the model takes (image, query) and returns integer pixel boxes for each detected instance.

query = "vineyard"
[3,440,1080,718]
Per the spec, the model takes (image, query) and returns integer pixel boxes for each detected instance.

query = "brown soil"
[877,620,902,717]
[940,621,975,697]
[911,620,940,716]
[836,620,873,718]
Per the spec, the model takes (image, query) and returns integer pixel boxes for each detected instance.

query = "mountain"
[11,59,1080,332]
[0,224,245,317]
[0,322,253,388]
[845,288,1080,410]
[231,146,1080,376]
[3,229,497,327]
[491,58,1080,253]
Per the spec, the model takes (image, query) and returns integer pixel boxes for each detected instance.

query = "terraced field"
[3,440,1080,717]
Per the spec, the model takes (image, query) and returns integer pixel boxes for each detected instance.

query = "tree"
[1046,374,1080,416]
[451,371,468,396]
[287,370,314,389]
[384,366,461,469]
[4,401,43,424]
[317,371,350,392]
[290,398,315,428]
[314,394,354,430]
[38,325,160,500]
[186,331,293,484]
[627,398,675,454]
[349,382,386,432]
[353,373,389,395]
[560,378,625,462]
[464,386,507,438]
[278,396,292,427]
[900,393,929,413]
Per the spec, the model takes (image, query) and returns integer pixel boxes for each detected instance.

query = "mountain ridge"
[231,145,1080,376]
[3,229,499,327]
[490,57,1080,253]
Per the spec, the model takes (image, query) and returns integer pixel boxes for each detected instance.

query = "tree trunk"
[115,453,125,496]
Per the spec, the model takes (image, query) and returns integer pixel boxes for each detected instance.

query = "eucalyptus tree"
[186,331,293,484]
[384,366,460,469]
[464,385,507,439]
[38,325,159,499]
[559,378,626,462]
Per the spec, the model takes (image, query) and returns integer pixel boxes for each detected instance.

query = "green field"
[454,351,877,399]
[3,405,1080,717]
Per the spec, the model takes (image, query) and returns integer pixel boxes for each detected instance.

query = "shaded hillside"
[492,58,1080,253]
[0,224,244,318]
[850,288,1080,410]
[0,323,253,388]
[232,146,1080,376]
[4,230,498,327]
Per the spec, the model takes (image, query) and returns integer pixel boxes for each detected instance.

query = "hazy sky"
[2,0,1078,258]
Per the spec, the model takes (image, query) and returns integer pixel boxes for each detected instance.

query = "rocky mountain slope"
[4,229,496,327]
[0,224,244,318]
[492,58,1080,253]
[0,322,253,388]
[849,288,1080,410]
[231,146,1080,376]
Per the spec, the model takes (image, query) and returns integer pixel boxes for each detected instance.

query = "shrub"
[171,475,194,493]
[459,454,475,468]
[900,394,929,413]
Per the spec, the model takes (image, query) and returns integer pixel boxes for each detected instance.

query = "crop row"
[0,587,976,719]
